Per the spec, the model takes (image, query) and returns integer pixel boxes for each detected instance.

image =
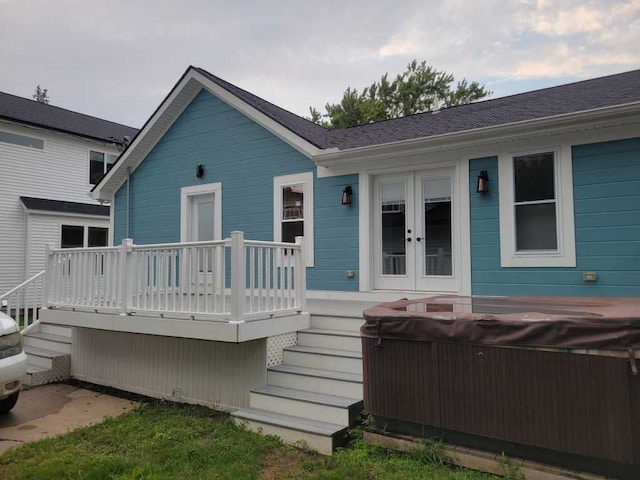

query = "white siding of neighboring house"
[24,212,110,278]
[0,120,118,295]
[72,328,267,410]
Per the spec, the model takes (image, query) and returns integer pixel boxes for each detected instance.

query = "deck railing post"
[294,236,307,312]
[120,238,134,315]
[230,231,245,321]
[42,244,53,308]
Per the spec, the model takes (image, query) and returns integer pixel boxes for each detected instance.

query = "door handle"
[416,237,422,242]
[407,237,412,242]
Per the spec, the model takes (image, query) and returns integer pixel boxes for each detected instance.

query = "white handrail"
[0,270,45,331]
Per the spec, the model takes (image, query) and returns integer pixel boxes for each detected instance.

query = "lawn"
[0,402,498,480]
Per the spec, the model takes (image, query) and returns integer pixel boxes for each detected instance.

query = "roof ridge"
[0,90,137,130]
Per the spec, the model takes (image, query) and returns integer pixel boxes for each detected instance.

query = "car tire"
[0,391,19,413]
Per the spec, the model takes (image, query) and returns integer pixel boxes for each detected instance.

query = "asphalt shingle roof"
[20,197,109,217]
[196,67,640,151]
[0,91,138,144]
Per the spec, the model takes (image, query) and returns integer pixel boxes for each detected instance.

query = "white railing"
[44,232,306,322]
[0,270,45,331]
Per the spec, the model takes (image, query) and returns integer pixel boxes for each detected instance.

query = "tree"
[32,85,50,104]
[308,60,490,129]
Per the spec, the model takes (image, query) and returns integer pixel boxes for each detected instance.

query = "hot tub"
[361,296,640,479]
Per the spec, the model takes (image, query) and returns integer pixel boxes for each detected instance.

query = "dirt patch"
[260,448,309,480]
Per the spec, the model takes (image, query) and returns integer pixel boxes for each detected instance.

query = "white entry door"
[373,168,459,292]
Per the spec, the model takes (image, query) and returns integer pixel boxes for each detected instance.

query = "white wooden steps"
[232,313,364,455]
[22,323,72,386]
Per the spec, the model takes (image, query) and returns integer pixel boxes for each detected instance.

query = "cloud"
[0,0,637,126]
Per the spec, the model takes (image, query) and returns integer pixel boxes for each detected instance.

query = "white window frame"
[59,223,109,248]
[89,149,119,186]
[273,172,314,267]
[498,145,576,267]
[180,182,223,242]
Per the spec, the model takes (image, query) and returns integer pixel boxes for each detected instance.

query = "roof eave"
[313,102,640,167]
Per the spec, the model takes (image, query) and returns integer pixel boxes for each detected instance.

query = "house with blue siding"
[33,66,640,454]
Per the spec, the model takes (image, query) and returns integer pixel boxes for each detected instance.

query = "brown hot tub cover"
[361,296,640,350]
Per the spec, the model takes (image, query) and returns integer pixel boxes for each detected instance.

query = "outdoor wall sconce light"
[196,164,204,179]
[476,170,489,194]
[342,185,353,205]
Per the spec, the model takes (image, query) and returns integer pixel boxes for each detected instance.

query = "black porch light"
[476,170,489,194]
[196,164,205,179]
[341,185,353,205]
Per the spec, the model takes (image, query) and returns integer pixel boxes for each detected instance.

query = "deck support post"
[230,231,245,322]
[42,244,53,308]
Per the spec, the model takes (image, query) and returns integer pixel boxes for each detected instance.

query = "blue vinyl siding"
[470,137,640,297]
[113,89,358,291]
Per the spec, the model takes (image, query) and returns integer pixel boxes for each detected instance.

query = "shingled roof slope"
[0,91,138,144]
[20,196,109,216]
[194,67,640,151]
[325,69,640,149]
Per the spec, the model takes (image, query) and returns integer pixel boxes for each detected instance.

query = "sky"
[1,0,638,129]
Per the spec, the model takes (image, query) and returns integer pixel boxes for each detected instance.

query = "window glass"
[61,225,84,248]
[514,152,555,202]
[281,184,304,243]
[89,151,105,185]
[88,227,108,247]
[0,130,44,149]
[513,151,557,251]
[105,153,118,173]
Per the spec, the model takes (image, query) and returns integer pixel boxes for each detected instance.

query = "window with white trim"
[274,172,314,267]
[89,150,118,185]
[498,146,576,267]
[0,130,44,149]
[61,225,108,248]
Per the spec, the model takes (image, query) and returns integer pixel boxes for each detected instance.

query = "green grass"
[0,402,499,480]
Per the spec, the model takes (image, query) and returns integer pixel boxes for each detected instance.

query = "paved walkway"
[0,383,136,453]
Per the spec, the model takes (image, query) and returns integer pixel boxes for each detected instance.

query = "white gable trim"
[92,68,329,201]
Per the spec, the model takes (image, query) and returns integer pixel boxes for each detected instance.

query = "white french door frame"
[359,159,471,295]
[180,182,222,243]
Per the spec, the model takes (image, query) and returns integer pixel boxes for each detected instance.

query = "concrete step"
[268,364,362,399]
[297,329,361,352]
[22,332,71,354]
[39,323,72,339]
[250,385,363,426]
[283,345,362,375]
[310,315,364,333]
[232,408,349,455]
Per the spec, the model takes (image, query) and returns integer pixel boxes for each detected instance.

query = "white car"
[0,311,27,412]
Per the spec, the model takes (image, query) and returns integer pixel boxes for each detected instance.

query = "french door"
[373,168,459,291]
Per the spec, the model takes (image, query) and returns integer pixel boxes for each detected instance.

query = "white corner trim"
[109,193,115,246]
[358,172,371,292]
[458,158,472,295]
[273,172,314,267]
[498,145,576,268]
[180,182,223,242]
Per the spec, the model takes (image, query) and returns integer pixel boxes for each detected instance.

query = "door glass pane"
[381,182,406,275]
[197,199,215,241]
[516,203,557,250]
[282,221,303,243]
[422,178,452,276]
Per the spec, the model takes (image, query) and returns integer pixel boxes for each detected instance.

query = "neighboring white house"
[0,91,138,295]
